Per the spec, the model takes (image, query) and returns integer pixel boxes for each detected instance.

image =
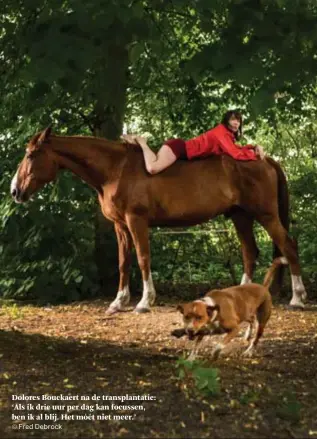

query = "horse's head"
[11,126,58,203]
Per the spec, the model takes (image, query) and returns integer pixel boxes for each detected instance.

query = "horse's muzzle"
[11,187,27,203]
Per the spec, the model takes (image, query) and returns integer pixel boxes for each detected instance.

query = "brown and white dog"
[176,257,288,360]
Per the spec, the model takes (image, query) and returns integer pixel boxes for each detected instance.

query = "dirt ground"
[0,292,317,439]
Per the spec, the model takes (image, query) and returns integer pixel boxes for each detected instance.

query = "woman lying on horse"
[122,110,265,174]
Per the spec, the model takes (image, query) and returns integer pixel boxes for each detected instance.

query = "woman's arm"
[216,132,258,161]
[238,143,266,159]
[243,144,256,149]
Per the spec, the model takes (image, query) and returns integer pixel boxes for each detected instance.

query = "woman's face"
[228,116,240,133]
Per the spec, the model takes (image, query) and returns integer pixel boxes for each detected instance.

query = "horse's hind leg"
[126,215,156,313]
[258,215,307,308]
[106,223,133,315]
[231,210,259,285]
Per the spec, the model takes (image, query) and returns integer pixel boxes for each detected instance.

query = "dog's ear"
[176,304,184,314]
[207,305,219,321]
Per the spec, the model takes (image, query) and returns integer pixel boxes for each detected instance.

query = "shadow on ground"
[0,299,317,438]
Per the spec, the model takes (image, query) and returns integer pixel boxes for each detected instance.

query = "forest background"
[1,0,316,303]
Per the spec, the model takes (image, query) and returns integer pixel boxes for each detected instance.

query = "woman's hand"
[255,145,265,159]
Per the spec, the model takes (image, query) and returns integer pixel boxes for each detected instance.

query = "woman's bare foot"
[121,134,147,146]
[120,134,139,145]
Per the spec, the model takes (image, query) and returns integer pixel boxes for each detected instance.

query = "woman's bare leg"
[121,134,177,174]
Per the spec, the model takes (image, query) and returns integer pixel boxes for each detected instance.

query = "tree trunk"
[92,44,129,296]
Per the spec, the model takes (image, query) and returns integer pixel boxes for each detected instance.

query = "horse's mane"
[51,134,142,152]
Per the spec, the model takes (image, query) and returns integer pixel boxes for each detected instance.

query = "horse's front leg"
[106,223,133,315]
[126,215,156,313]
[231,210,259,285]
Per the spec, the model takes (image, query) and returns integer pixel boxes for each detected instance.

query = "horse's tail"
[266,157,290,234]
[265,157,290,293]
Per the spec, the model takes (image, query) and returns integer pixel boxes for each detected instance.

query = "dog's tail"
[254,291,272,346]
[263,257,289,288]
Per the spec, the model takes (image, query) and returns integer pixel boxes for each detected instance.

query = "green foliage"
[191,0,317,116]
[0,0,317,302]
[0,303,24,319]
[0,124,99,303]
[176,356,220,396]
[254,116,317,287]
[149,221,244,285]
[276,393,301,424]
[239,390,260,405]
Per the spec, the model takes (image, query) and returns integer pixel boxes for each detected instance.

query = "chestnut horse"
[10,127,307,313]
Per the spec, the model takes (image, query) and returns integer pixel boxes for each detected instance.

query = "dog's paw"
[171,328,187,338]
[186,352,197,362]
[242,348,254,358]
[211,343,223,360]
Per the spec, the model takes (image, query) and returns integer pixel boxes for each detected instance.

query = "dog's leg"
[187,350,197,362]
[211,326,240,359]
[243,319,259,357]
[187,335,203,361]
[243,294,272,357]
[244,323,252,341]
[244,316,255,341]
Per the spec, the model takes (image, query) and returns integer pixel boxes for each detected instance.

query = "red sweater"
[185,123,257,161]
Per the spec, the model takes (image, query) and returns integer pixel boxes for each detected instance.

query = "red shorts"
[164,138,187,159]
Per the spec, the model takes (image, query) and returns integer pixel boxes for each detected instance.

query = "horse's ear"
[37,126,52,145]
[29,132,42,147]
[30,126,52,150]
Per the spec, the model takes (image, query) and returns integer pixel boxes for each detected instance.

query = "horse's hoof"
[286,304,305,311]
[301,291,308,302]
[134,307,151,314]
[105,306,120,315]
[149,296,156,306]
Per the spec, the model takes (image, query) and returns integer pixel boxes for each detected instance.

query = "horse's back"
[116,152,280,225]
[120,154,238,224]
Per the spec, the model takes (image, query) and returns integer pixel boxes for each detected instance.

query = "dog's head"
[176,298,219,340]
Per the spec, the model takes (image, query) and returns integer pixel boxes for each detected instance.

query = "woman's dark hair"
[221,110,243,140]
